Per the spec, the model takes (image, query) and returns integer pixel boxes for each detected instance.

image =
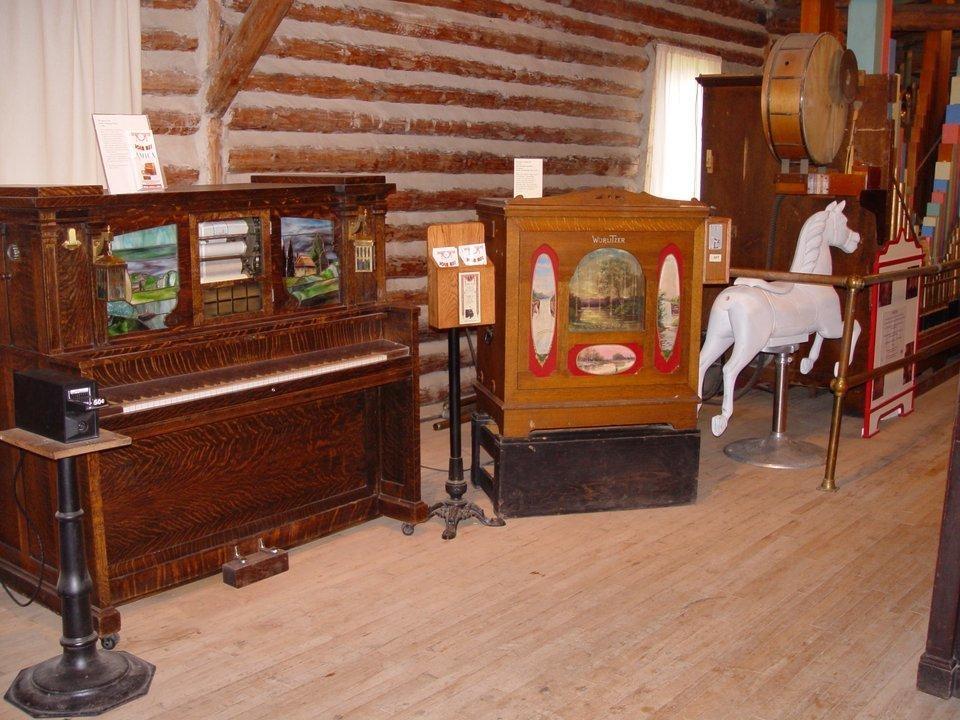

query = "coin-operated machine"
[472,188,708,517]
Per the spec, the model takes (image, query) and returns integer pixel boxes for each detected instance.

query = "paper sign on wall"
[514,158,543,199]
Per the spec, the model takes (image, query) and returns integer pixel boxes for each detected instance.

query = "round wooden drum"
[761,32,856,166]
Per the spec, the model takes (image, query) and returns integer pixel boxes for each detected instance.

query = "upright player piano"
[0,177,427,639]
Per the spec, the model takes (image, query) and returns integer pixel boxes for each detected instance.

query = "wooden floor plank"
[0,380,958,719]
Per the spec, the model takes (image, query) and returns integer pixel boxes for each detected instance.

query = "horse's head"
[824,200,860,254]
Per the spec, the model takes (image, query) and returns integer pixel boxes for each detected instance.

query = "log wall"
[140,0,775,414]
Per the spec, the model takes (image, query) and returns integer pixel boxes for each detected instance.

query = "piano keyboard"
[119,351,390,414]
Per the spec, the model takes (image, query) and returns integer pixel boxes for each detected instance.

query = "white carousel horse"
[698,200,861,437]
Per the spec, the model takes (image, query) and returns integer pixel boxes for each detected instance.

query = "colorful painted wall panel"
[568,248,644,333]
[280,217,340,307]
[655,245,682,373]
[107,223,179,336]
[568,343,642,376]
[529,245,558,376]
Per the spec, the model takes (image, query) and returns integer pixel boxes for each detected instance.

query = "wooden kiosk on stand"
[411,222,504,540]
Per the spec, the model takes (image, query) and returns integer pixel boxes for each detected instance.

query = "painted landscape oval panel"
[572,344,640,376]
[568,248,644,333]
[655,247,682,372]
[529,246,558,376]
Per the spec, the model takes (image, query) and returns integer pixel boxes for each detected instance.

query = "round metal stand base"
[427,498,505,540]
[724,433,824,469]
[5,650,155,718]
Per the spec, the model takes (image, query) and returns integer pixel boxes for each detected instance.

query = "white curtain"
[645,44,721,201]
[0,0,141,186]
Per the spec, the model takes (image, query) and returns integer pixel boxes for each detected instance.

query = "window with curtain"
[0,0,141,186]
[645,44,721,201]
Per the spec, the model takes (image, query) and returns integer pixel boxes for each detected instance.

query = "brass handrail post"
[821,277,863,492]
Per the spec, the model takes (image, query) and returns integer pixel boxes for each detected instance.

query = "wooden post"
[204,0,293,119]
[800,0,840,34]
[202,0,292,183]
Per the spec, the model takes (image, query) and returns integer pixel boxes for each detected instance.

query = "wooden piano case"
[0,178,427,637]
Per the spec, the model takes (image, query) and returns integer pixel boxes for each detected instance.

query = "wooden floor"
[2,379,959,719]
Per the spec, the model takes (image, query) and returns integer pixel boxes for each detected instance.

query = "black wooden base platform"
[471,419,700,518]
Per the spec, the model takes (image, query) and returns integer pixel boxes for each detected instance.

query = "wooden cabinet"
[475,188,707,438]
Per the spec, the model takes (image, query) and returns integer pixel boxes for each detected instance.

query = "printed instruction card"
[514,158,543,199]
[93,114,166,194]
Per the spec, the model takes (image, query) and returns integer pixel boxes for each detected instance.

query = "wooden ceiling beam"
[205,0,293,118]
[771,3,960,36]
[890,4,960,33]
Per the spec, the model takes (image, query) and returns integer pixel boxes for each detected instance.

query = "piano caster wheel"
[100,633,120,650]
[401,523,415,536]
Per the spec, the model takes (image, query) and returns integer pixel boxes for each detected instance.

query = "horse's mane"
[790,212,828,274]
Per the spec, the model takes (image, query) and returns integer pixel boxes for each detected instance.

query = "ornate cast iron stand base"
[723,345,824,469]
[426,496,505,540]
[6,649,154,718]
[403,329,505,539]
[3,438,155,717]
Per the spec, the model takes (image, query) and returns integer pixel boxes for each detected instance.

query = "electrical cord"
[1,450,45,607]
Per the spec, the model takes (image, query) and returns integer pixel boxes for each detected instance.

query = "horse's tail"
[705,286,737,335]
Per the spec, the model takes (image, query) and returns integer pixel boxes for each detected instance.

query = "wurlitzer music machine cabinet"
[472,188,708,517]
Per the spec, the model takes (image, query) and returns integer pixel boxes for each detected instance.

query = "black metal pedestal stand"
[425,328,505,540]
[3,429,154,718]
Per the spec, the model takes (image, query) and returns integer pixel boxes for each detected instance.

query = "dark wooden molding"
[774,3,960,35]
[205,0,293,118]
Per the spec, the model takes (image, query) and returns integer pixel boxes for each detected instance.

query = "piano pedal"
[221,538,289,588]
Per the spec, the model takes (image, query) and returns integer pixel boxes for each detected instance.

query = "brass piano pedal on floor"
[222,538,289,588]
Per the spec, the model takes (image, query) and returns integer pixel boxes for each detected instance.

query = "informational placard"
[458,271,482,324]
[513,158,543,199]
[863,230,923,438]
[703,217,731,284]
[92,114,165,194]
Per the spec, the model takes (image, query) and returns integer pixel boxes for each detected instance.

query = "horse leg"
[800,333,824,374]
[698,314,734,407]
[712,339,759,437]
[833,320,861,377]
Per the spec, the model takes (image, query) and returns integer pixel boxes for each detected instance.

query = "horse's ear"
[836,200,846,212]
[825,200,837,211]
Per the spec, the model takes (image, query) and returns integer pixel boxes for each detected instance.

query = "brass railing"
[727,257,960,491]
